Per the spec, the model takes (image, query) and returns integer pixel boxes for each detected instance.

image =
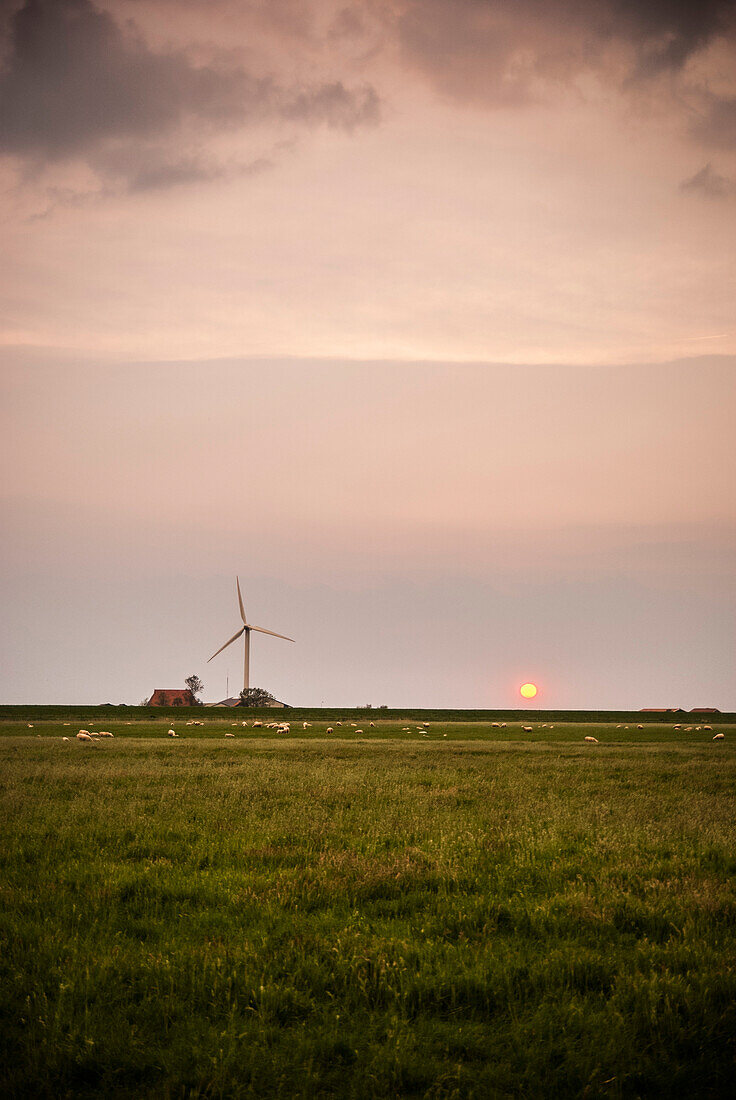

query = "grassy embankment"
[1,725,734,1097]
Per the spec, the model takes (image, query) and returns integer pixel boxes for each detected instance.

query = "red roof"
[148,689,197,706]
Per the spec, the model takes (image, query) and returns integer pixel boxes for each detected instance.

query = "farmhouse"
[148,689,198,707]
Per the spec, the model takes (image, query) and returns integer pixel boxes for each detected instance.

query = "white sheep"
[370,722,375,727]
[355,729,363,734]
[76,731,92,741]
[27,723,33,728]
[336,721,342,726]
[584,736,599,743]
[637,724,644,730]
[253,720,262,728]
[704,725,713,731]
[99,731,113,738]
[225,733,235,738]
[78,729,90,736]
[523,726,533,732]
[713,732,725,741]
[62,736,70,742]
[168,729,178,738]
[326,727,333,734]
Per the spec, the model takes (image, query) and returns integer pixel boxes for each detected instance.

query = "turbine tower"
[208,577,294,693]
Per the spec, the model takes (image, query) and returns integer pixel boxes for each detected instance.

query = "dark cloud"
[0,0,380,184]
[394,0,736,105]
[680,162,736,198]
[690,94,736,149]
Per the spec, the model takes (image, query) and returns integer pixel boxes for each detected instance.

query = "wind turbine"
[208,577,294,694]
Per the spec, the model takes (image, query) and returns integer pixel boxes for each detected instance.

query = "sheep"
[355,729,363,734]
[303,722,309,729]
[27,723,33,728]
[492,722,500,728]
[326,727,333,734]
[62,736,70,742]
[76,731,92,741]
[704,725,713,731]
[713,732,725,741]
[584,736,599,743]
[253,720,262,728]
[78,729,90,736]
[523,726,533,733]
[637,724,644,730]
[350,722,357,727]
[336,721,342,726]
[225,733,235,738]
[674,724,681,730]
[63,723,70,726]
[99,731,114,738]
[370,722,375,727]
[167,729,178,738]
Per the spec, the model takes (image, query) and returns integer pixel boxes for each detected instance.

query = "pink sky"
[1,1,734,707]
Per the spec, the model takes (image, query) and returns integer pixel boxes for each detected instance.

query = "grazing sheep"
[713,732,725,741]
[704,725,713,731]
[326,727,333,734]
[523,726,533,733]
[76,732,92,741]
[637,724,644,730]
[370,722,375,727]
[355,729,363,734]
[492,722,500,728]
[78,729,90,736]
[62,736,70,742]
[350,722,357,727]
[336,721,342,726]
[168,729,178,738]
[225,733,235,738]
[99,731,113,738]
[253,720,262,728]
[27,723,33,728]
[674,724,681,730]
[584,736,599,743]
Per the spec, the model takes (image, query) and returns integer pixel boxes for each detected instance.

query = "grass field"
[1,717,735,1097]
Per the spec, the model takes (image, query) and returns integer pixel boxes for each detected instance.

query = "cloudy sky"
[1,0,734,708]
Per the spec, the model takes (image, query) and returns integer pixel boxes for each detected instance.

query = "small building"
[148,689,198,707]
[691,707,720,714]
[639,708,686,714]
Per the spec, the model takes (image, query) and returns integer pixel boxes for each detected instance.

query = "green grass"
[1,733,735,1097]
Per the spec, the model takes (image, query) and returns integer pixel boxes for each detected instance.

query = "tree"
[239,687,275,707]
[185,675,204,702]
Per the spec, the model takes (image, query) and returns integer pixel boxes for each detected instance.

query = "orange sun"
[519,682,538,699]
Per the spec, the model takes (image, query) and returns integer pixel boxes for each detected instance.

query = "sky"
[1,0,735,708]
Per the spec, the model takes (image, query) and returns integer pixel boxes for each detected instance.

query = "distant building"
[691,707,720,714]
[640,708,686,714]
[148,689,198,707]
[205,696,288,708]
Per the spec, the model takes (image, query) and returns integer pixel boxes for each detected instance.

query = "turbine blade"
[249,624,295,643]
[236,576,247,625]
[208,626,245,662]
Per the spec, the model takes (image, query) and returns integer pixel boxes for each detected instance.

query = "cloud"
[0,0,380,186]
[392,0,736,105]
[680,161,736,198]
[690,93,736,149]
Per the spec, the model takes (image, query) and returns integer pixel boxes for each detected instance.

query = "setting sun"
[520,682,538,699]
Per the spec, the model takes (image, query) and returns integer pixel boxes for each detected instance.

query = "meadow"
[1,714,734,1097]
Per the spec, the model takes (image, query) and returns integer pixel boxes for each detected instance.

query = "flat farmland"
[1,724,734,1098]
